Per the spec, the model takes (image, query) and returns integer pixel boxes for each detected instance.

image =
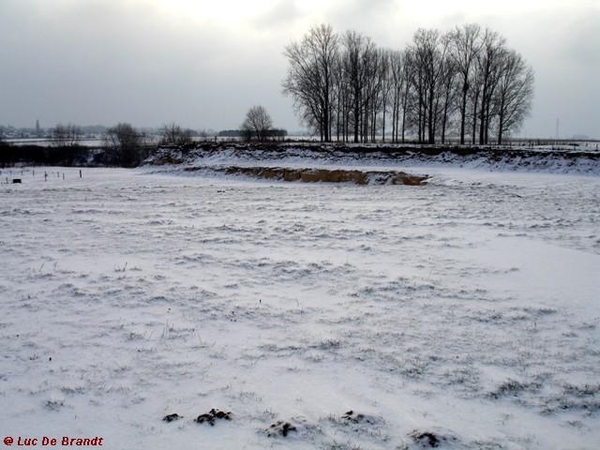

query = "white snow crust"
[1,164,599,449]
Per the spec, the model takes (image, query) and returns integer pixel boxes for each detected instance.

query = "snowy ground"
[1,165,599,449]
[148,146,600,176]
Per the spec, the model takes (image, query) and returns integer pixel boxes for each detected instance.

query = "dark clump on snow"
[162,413,182,423]
[341,410,379,425]
[267,420,297,437]
[490,378,542,399]
[195,408,232,426]
[410,429,459,448]
[410,431,441,447]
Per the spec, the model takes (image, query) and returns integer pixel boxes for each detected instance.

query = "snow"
[147,145,600,176]
[1,165,599,449]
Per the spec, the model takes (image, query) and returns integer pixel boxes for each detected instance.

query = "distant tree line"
[51,123,82,148]
[0,142,87,167]
[283,23,534,145]
[218,129,288,139]
[159,122,195,146]
[101,123,154,167]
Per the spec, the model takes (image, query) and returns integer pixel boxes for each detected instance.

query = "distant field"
[5,136,600,152]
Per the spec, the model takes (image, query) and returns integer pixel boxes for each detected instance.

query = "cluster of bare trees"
[104,123,148,167]
[160,122,194,146]
[106,122,194,166]
[51,123,82,148]
[283,24,534,145]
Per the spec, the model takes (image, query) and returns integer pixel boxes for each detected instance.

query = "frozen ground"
[1,165,599,449]
[148,145,600,176]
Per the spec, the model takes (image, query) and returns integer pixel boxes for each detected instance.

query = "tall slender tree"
[476,29,506,144]
[282,24,339,142]
[494,50,534,144]
[449,24,482,145]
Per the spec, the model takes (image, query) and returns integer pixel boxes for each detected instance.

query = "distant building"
[36,119,41,138]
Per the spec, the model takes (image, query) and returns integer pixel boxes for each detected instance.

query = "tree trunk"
[382,98,386,142]
[460,83,468,144]
[498,98,505,145]
[472,91,479,145]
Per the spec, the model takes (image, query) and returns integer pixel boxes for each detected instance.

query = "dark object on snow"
[12,179,21,184]
[411,431,440,448]
[267,420,297,437]
[162,413,182,422]
[195,408,232,426]
[342,410,365,423]
[341,410,380,425]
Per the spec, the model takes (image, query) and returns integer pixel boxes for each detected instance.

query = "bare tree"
[379,49,393,142]
[449,24,482,144]
[105,123,144,167]
[51,123,81,148]
[407,28,449,144]
[241,105,273,141]
[160,122,193,146]
[364,47,387,142]
[494,50,534,144]
[398,49,415,143]
[476,29,506,144]
[340,31,378,142]
[388,50,403,143]
[283,24,339,142]
[438,32,458,144]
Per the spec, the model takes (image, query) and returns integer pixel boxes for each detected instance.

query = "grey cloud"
[0,0,291,129]
[562,9,600,66]
[0,0,598,137]
[253,0,303,28]
[325,0,398,32]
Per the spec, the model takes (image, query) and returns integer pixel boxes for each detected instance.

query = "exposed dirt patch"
[184,166,428,185]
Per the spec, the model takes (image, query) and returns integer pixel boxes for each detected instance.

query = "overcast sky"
[1,0,598,138]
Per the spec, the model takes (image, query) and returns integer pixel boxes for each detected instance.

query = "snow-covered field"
[1,165,599,449]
